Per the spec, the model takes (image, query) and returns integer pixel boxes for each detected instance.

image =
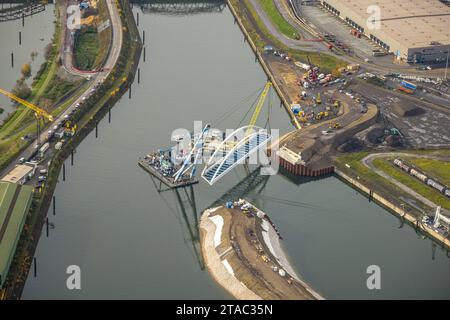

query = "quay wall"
[335,168,450,249]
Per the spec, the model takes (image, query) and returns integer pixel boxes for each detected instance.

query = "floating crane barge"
[138,153,199,189]
[138,82,274,189]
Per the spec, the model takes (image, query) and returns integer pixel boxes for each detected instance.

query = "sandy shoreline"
[200,201,323,300]
[200,207,262,300]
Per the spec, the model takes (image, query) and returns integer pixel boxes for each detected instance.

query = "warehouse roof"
[1,164,34,184]
[329,0,450,48]
[0,182,33,287]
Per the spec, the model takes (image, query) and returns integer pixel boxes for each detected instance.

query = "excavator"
[0,88,53,146]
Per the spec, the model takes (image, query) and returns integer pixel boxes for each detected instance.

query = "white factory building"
[321,0,450,64]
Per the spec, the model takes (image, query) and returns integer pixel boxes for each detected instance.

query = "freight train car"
[427,179,446,193]
[445,189,450,198]
[393,159,410,172]
[393,158,450,199]
[410,168,428,182]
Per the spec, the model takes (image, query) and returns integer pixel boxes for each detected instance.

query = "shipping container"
[398,86,413,94]
[400,80,417,91]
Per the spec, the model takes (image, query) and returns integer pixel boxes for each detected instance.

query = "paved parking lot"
[299,4,379,58]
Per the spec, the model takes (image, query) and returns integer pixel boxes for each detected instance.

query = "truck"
[55,141,64,150]
[39,142,50,158]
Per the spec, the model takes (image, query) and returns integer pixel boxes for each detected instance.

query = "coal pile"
[367,127,385,144]
[393,104,425,117]
[338,138,365,152]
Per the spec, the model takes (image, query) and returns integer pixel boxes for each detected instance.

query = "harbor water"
[13,1,450,299]
[0,4,55,122]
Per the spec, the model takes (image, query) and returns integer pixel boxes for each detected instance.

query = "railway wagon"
[410,168,428,182]
[427,179,446,193]
[393,158,450,198]
[445,189,450,198]
[393,159,410,172]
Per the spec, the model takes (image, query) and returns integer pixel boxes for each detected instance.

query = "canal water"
[0,4,55,122]
[20,2,450,299]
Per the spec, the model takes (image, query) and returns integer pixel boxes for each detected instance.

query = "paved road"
[1,0,123,178]
[60,0,94,79]
[362,152,449,210]
[247,0,324,52]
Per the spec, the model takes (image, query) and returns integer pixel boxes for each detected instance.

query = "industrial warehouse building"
[0,182,33,288]
[321,0,450,63]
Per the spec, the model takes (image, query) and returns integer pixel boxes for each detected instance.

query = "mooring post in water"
[11,52,14,68]
[108,108,111,123]
[71,150,74,166]
[63,163,66,181]
[129,85,132,99]
[19,31,22,45]
[432,243,436,261]
[244,34,247,43]
[138,68,140,84]
[143,47,146,62]
[46,217,49,237]
[136,12,139,26]
[95,122,98,138]
[142,30,145,45]
[53,195,56,216]
[33,257,37,277]
[22,13,25,27]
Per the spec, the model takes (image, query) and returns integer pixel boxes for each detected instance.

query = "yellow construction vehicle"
[334,100,340,108]
[64,121,78,136]
[316,92,322,104]
[329,121,341,129]
[0,88,53,122]
[0,88,53,145]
